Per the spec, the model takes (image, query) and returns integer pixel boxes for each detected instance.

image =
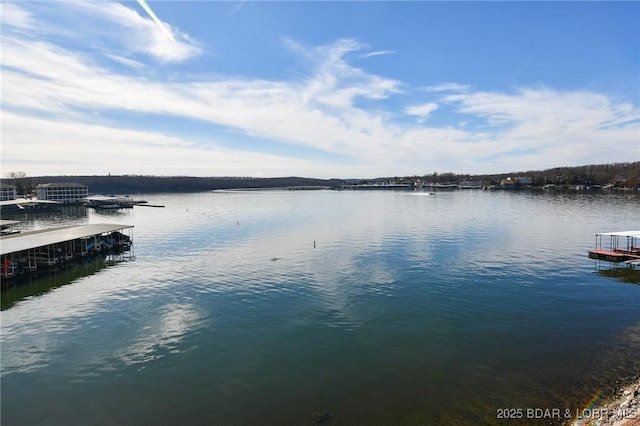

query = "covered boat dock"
[1,223,133,280]
[0,198,62,215]
[588,230,640,262]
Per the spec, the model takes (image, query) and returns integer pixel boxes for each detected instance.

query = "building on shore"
[515,176,533,186]
[35,183,88,204]
[0,184,17,201]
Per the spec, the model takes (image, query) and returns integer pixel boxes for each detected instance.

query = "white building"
[35,183,88,203]
[0,183,17,201]
[515,176,533,185]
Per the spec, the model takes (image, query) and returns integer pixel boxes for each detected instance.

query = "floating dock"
[588,231,640,263]
[1,223,133,280]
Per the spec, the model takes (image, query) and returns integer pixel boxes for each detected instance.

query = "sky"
[1,1,639,179]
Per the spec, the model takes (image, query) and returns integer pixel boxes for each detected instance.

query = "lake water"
[1,190,639,425]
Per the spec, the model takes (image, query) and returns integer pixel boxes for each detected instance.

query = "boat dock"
[1,223,133,281]
[1,220,21,235]
[588,231,640,263]
[341,184,413,190]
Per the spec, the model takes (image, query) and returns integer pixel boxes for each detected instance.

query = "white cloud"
[422,82,471,93]
[1,112,331,176]
[405,103,439,119]
[104,53,146,69]
[0,2,37,30]
[298,39,403,109]
[1,33,407,164]
[3,1,201,64]
[77,1,202,63]
[441,87,639,141]
[1,3,638,178]
[361,50,395,58]
[436,87,639,170]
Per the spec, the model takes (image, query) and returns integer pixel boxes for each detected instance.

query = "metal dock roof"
[0,198,61,206]
[0,223,133,256]
[0,220,21,227]
[595,231,640,238]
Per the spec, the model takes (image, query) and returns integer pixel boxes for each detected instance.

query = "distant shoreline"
[1,161,638,195]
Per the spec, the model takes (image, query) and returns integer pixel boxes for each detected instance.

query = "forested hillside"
[399,162,640,187]
[2,162,638,194]
[21,175,345,194]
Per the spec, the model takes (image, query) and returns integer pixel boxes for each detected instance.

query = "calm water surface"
[2,190,639,425]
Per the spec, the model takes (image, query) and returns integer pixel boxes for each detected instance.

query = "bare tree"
[6,171,32,196]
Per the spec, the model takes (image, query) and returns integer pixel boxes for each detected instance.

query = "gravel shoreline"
[571,376,640,426]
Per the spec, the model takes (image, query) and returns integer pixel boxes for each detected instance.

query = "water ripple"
[2,191,640,425]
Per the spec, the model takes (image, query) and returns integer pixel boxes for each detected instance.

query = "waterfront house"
[515,176,533,186]
[500,178,516,189]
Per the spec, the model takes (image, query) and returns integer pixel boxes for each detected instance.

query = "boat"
[434,183,459,189]
[83,195,134,210]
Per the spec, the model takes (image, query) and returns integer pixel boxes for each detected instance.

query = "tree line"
[400,162,640,187]
[1,174,345,195]
[2,162,639,195]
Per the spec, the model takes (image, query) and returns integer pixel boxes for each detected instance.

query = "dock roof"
[596,231,640,238]
[83,195,118,201]
[0,198,61,206]
[0,223,133,256]
[35,182,87,188]
[0,220,21,227]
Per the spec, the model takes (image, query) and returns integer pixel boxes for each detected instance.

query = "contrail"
[137,0,175,43]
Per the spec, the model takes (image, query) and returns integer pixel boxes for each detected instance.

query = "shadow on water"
[598,268,640,284]
[1,255,132,310]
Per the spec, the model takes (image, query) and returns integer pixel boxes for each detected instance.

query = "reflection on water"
[598,268,640,284]
[111,302,206,366]
[1,190,639,425]
[2,205,89,231]
[1,255,131,310]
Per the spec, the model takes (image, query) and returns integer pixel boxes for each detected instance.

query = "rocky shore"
[572,376,640,426]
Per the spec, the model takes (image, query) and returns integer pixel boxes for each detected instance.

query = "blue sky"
[1,1,639,178]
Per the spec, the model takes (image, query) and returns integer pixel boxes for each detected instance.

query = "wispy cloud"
[104,53,146,69]
[443,87,639,130]
[1,112,327,176]
[437,87,639,169]
[77,1,202,63]
[3,1,201,64]
[362,50,395,58]
[0,2,37,30]
[405,103,439,119]
[1,2,638,177]
[423,83,471,93]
